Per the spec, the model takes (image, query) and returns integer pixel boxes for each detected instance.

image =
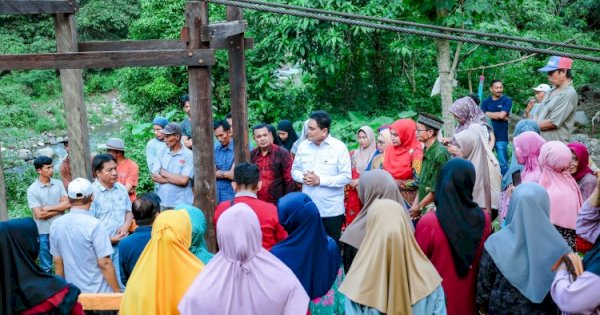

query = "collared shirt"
[118,225,152,286]
[250,144,295,204]
[27,178,67,234]
[152,145,195,207]
[145,138,167,172]
[214,139,235,203]
[481,95,512,141]
[50,208,114,293]
[116,158,139,202]
[536,81,578,142]
[90,180,132,237]
[291,136,352,217]
[180,117,192,138]
[417,141,451,204]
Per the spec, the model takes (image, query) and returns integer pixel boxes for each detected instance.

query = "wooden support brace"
[78,293,123,311]
[77,38,254,52]
[211,37,254,50]
[201,20,247,42]
[0,0,78,14]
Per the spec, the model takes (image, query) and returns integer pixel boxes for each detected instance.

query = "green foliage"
[330,111,416,149]
[34,117,57,133]
[77,0,141,41]
[85,71,119,94]
[6,168,38,219]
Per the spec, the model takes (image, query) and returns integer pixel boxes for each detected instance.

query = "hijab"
[537,141,583,230]
[178,203,309,315]
[353,126,377,174]
[567,142,594,182]
[485,183,571,303]
[277,119,299,151]
[291,119,309,155]
[435,158,486,277]
[339,199,442,315]
[383,119,422,179]
[514,131,545,183]
[449,96,491,134]
[1,218,78,314]
[120,210,204,315]
[271,192,340,299]
[501,119,541,189]
[175,204,214,264]
[340,169,405,249]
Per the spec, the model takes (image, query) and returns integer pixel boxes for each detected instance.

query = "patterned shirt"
[90,180,132,237]
[418,141,451,202]
[250,144,295,204]
[214,139,235,203]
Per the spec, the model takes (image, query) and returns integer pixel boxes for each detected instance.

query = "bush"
[6,168,38,219]
[34,117,57,133]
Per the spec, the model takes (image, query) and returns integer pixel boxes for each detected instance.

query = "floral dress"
[309,267,345,315]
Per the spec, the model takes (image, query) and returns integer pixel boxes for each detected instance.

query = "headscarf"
[537,141,583,229]
[484,183,571,303]
[339,199,442,315]
[583,238,600,277]
[271,192,340,299]
[120,211,204,315]
[340,169,405,249]
[514,131,545,183]
[449,96,490,134]
[435,158,486,277]
[501,119,541,189]
[383,119,422,179]
[1,218,79,314]
[277,119,299,151]
[178,203,309,315]
[266,124,282,146]
[567,142,594,182]
[378,127,392,147]
[353,126,377,174]
[291,119,309,155]
[175,204,214,264]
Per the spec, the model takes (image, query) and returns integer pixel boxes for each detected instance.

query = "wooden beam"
[201,20,247,42]
[78,293,123,310]
[210,37,254,50]
[187,1,218,252]
[79,40,186,52]
[227,7,250,164]
[0,143,7,221]
[0,0,78,14]
[0,49,215,70]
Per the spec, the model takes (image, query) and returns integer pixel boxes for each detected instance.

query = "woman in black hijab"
[276,120,299,151]
[1,218,83,315]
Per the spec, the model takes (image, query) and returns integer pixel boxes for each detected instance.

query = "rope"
[208,0,600,63]
[226,0,600,53]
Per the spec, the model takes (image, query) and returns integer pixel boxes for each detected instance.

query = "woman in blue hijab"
[175,204,214,264]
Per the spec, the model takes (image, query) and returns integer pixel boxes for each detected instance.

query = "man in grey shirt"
[50,178,121,293]
[536,56,578,143]
[27,156,70,273]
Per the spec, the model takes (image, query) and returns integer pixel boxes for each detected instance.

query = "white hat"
[532,84,551,93]
[68,178,93,199]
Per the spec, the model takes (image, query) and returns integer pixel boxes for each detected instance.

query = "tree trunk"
[435,38,454,137]
[0,143,8,221]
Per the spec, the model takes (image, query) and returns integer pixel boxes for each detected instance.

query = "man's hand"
[110,229,127,244]
[303,171,320,186]
[223,170,234,181]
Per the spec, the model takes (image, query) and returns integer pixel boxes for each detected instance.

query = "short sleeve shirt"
[481,96,512,141]
[146,138,167,172]
[116,158,139,202]
[418,141,451,203]
[180,118,192,138]
[536,82,578,143]
[90,180,132,237]
[27,178,67,234]
[50,209,114,293]
[152,146,195,207]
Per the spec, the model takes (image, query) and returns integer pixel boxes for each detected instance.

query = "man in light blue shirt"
[146,117,168,172]
[152,123,195,208]
[292,110,351,243]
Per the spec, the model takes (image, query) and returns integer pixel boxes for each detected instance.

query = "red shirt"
[250,144,295,205]
[215,194,288,250]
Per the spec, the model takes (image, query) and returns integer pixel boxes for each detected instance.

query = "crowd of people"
[2,56,600,315]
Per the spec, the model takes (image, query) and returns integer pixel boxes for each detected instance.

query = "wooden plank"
[0,0,78,14]
[210,37,254,50]
[0,143,7,221]
[54,13,92,180]
[0,49,215,70]
[201,20,247,42]
[79,40,186,52]
[78,293,123,310]
[187,1,218,252]
[227,7,250,164]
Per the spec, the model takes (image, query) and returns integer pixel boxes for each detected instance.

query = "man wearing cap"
[50,178,121,293]
[180,94,193,149]
[525,84,551,119]
[409,113,450,219]
[105,138,139,202]
[146,117,168,172]
[536,56,578,142]
[481,79,512,176]
[151,122,194,208]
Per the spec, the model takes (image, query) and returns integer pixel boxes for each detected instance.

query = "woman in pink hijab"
[567,142,597,201]
[514,131,546,183]
[178,203,309,315]
[537,141,583,250]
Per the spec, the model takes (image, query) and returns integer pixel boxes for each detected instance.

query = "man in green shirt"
[409,113,450,219]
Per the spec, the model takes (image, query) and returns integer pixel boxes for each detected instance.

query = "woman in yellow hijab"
[120,210,204,315]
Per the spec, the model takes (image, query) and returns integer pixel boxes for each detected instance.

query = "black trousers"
[322,214,344,256]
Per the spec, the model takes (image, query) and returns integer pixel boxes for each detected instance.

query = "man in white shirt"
[292,110,351,243]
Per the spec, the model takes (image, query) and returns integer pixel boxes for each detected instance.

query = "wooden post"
[55,14,92,180]
[227,6,250,164]
[187,1,218,251]
[0,143,8,221]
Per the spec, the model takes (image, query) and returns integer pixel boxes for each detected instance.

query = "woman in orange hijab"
[383,119,423,204]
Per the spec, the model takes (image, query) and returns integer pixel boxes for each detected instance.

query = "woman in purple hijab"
[178,203,309,315]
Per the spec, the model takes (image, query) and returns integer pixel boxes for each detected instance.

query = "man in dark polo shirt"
[481,79,512,176]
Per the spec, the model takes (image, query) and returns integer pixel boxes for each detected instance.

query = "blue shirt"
[214,139,235,203]
[481,95,512,141]
[90,180,132,237]
[118,225,152,286]
[152,146,195,207]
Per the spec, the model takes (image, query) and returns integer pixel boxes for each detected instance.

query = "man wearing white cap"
[105,137,139,202]
[50,178,121,293]
[525,83,551,120]
[536,56,578,142]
